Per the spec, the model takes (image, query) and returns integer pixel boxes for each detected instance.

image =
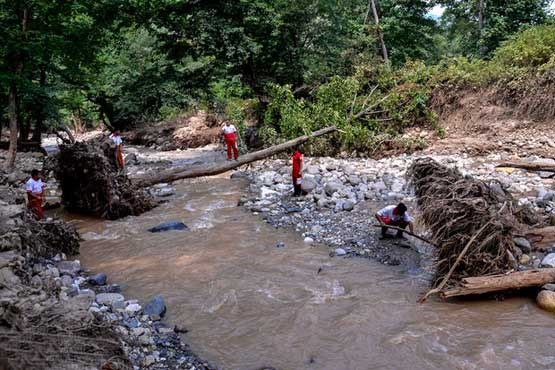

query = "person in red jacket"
[292,147,303,197]
[222,121,239,161]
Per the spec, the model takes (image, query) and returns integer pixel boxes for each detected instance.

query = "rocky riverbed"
[239,153,555,270]
[0,150,214,370]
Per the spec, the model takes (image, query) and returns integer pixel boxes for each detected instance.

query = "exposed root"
[55,138,155,220]
[407,158,521,289]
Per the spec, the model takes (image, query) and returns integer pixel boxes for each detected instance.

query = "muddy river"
[67,177,555,370]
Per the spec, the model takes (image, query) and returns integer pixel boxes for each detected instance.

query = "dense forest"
[1,0,554,168]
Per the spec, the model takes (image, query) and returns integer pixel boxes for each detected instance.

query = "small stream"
[66,177,555,370]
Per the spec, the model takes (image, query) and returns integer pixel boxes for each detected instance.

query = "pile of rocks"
[240,153,554,268]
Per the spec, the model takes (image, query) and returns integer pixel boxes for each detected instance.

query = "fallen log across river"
[133,126,337,187]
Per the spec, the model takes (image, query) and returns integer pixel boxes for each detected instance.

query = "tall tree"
[367,0,389,63]
[440,0,550,56]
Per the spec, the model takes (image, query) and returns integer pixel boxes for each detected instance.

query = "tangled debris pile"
[407,158,522,288]
[55,138,155,220]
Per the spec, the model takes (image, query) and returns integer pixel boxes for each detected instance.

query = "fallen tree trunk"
[133,126,337,187]
[441,268,555,298]
[525,226,555,251]
[497,160,555,173]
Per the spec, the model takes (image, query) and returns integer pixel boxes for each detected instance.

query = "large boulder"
[144,295,166,320]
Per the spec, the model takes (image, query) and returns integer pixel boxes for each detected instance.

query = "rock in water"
[144,295,166,319]
[335,248,347,256]
[88,272,108,286]
[537,290,555,312]
[148,221,188,233]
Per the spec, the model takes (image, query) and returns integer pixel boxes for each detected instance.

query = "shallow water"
[68,177,555,370]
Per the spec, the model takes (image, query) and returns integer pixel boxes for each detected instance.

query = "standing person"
[26,169,46,220]
[110,129,125,169]
[292,147,303,197]
[222,121,239,161]
[375,202,414,238]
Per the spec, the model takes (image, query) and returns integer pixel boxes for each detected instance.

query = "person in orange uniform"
[26,169,46,220]
[222,121,239,161]
[292,147,303,197]
[110,130,125,169]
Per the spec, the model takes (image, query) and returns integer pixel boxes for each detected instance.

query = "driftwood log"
[133,126,337,187]
[525,226,555,251]
[441,268,555,298]
[497,160,555,173]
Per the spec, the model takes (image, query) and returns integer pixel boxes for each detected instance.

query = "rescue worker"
[222,121,239,161]
[26,169,46,220]
[375,202,414,238]
[292,147,303,197]
[110,129,125,169]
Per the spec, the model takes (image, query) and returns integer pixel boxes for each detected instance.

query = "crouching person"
[375,202,414,239]
[26,169,46,220]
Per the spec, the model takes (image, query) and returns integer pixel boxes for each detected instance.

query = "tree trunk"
[5,7,28,172]
[478,0,486,56]
[441,269,555,298]
[31,68,47,143]
[133,126,337,187]
[369,0,389,63]
[5,82,19,171]
[497,160,555,173]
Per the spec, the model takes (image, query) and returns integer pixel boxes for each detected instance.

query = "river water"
[68,177,555,370]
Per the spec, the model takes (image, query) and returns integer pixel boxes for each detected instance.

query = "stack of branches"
[407,158,521,290]
[55,137,155,220]
[0,297,131,370]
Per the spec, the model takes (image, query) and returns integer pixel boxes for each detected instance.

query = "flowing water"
[67,177,555,370]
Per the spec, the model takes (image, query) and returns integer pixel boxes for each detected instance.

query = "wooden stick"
[418,220,492,303]
[441,269,555,298]
[372,224,435,246]
[132,126,337,187]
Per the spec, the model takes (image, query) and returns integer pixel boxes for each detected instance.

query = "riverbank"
[0,150,214,370]
[240,152,554,271]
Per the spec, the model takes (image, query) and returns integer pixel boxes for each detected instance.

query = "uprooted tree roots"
[55,138,155,220]
[0,299,131,370]
[407,158,522,291]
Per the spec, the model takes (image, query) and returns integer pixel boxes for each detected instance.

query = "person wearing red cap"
[291,147,303,197]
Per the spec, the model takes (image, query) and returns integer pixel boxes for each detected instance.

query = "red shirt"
[292,151,303,178]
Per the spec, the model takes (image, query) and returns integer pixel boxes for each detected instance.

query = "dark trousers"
[381,220,408,237]
[292,176,303,196]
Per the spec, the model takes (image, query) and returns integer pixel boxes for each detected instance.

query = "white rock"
[542,253,555,268]
[304,237,314,244]
[335,248,347,256]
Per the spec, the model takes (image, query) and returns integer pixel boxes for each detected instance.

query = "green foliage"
[493,24,555,67]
